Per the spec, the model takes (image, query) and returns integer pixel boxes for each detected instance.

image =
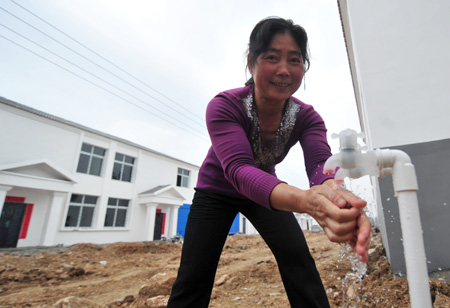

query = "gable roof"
[0,158,77,183]
[138,184,186,205]
[0,158,77,192]
[140,184,172,195]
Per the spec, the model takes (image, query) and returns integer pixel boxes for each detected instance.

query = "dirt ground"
[0,231,449,308]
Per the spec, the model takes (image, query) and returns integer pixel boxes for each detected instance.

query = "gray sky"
[0,0,363,190]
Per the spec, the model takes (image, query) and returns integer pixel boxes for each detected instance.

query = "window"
[177,168,190,188]
[65,194,97,228]
[104,198,129,227]
[76,143,106,176]
[112,153,135,182]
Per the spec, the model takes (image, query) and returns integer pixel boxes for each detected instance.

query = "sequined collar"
[242,94,301,171]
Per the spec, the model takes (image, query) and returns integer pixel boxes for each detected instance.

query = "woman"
[167,17,370,308]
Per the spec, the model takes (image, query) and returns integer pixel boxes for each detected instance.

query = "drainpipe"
[324,129,432,308]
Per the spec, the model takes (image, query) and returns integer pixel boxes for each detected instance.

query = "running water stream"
[339,242,367,308]
[337,179,370,307]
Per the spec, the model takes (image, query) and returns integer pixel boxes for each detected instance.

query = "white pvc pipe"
[396,191,432,308]
[324,131,433,308]
[384,150,432,308]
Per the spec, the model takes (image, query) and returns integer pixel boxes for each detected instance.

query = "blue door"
[176,203,190,238]
[229,213,240,234]
[176,203,240,237]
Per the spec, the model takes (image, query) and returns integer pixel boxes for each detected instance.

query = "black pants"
[167,189,330,308]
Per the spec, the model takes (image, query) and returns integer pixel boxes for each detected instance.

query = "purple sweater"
[196,85,334,209]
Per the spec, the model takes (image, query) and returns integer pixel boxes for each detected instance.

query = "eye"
[290,56,303,63]
[264,54,279,62]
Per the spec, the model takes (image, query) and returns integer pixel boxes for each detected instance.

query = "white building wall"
[339,0,450,274]
[240,215,258,235]
[1,106,81,169]
[0,98,198,247]
[340,0,450,148]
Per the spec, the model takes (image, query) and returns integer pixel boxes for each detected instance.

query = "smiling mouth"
[271,82,291,87]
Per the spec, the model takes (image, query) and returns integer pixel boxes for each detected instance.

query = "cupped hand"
[269,180,371,262]
[306,180,371,262]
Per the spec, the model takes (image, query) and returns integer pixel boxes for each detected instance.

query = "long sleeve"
[195,85,334,210]
[297,105,335,187]
[204,92,283,208]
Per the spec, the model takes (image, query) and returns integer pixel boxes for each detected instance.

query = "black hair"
[245,17,310,85]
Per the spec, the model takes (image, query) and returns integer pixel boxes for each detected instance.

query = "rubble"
[0,233,448,307]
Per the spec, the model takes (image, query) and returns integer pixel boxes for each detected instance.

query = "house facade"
[0,96,199,248]
[338,0,450,274]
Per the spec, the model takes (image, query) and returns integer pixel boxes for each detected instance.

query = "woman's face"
[249,33,305,107]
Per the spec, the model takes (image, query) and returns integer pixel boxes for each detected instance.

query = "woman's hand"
[270,180,371,262]
[316,179,371,262]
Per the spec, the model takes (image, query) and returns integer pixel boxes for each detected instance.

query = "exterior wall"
[239,212,318,236]
[240,214,258,235]
[339,0,450,149]
[339,0,450,274]
[0,104,81,169]
[295,213,320,232]
[0,98,199,247]
[378,139,450,274]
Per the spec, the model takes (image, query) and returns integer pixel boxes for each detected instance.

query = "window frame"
[104,198,129,228]
[177,167,190,188]
[76,143,106,176]
[64,194,98,228]
[112,153,135,182]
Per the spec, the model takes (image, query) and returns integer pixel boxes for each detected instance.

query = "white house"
[338,0,450,274]
[0,96,199,248]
